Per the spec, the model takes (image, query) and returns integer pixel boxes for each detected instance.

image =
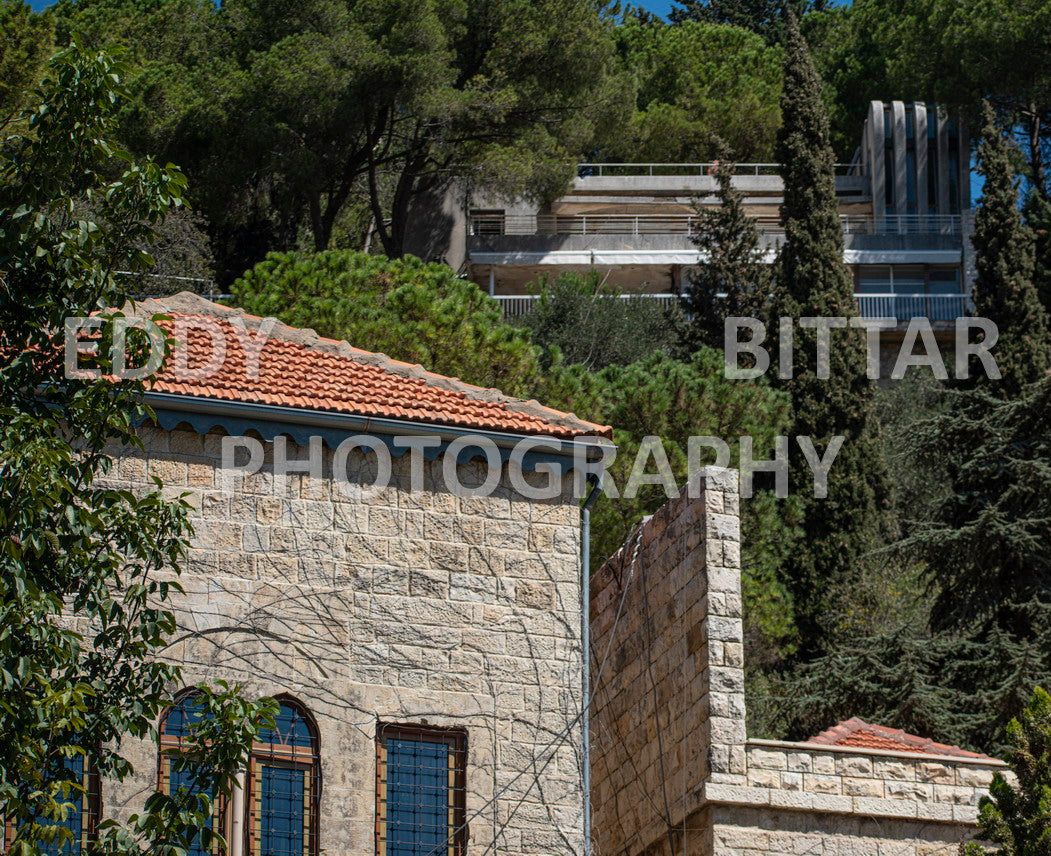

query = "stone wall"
[588,467,1005,856]
[101,424,586,856]
[743,741,999,820]
[589,468,746,856]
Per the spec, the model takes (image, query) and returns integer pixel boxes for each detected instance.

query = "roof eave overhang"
[143,391,613,462]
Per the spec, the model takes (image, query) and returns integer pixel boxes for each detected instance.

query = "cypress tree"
[681,162,771,352]
[970,102,1050,398]
[1022,191,1051,328]
[771,13,892,657]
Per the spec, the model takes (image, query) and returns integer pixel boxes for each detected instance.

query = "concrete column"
[937,107,952,215]
[892,101,908,222]
[488,267,495,297]
[229,770,246,856]
[915,102,929,219]
[868,101,886,219]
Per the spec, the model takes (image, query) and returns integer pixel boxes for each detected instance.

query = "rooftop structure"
[808,718,996,760]
[405,101,973,330]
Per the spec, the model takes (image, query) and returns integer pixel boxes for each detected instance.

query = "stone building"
[72,292,614,856]
[45,291,1003,856]
[589,469,1004,856]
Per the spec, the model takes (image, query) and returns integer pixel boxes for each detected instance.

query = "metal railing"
[576,163,863,177]
[841,214,962,235]
[856,293,971,321]
[494,291,971,321]
[495,293,680,317]
[470,213,962,237]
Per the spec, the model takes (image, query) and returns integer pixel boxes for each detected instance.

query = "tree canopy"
[0,41,272,856]
[606,18,783,162]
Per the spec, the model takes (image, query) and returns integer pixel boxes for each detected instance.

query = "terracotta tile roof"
[126,292,612,440]
[807,718,995,760]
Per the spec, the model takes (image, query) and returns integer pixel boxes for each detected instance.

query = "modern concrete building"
[409,101,973,331]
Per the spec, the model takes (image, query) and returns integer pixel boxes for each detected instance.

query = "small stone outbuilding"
[589,469,1004,856]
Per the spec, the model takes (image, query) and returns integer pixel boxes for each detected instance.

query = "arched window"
[159,692,224,856]
[246,698,320,856]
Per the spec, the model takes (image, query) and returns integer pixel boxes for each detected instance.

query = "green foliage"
[780,376,1051,751]
[229,250,545,396]
[607,18,782,162]
[513,271,681,371]
[0,42,271,856]
[1024,190,1051,327]
[681,162,771,351]
[0,0,52,116]
[874,370,950,537]
[965,688,1051,856]
[904,377,1051,637]
[970,104,1050,397]
[771,14,892,657]
[670,0,825,44]
[52,0,625,276]
[554,350,802,664]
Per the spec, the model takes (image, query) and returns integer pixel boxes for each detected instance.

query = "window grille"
[5,754,99,855]
[247,698,320,856]
[159,692,224,856]
[375,724,467,856]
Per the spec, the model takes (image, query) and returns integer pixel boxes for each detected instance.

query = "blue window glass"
[377,727,465,856]
[35,756,88,856]
[168,763,219,856]
[161,694,220,856]
[257,765,308,856]
[249,700,319,856]
[165,694,207,738]
[257,704,315,749]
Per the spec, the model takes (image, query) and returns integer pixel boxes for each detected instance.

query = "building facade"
[407,101,972,333]
[59,292,613,856]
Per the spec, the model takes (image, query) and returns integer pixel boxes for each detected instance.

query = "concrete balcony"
[495,291,972,322]
[569,163,869,199]
[468,214,965,268]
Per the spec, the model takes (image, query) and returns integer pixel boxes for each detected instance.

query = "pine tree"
[906,375,1051,638]
[681,162,771,352]
[771,13,892,657]
[971,103,1051,398]
[964,688,1051,856]
[669,0,824,43]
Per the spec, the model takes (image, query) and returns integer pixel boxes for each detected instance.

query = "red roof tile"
[126,293,612,441]
[807,718,995,760]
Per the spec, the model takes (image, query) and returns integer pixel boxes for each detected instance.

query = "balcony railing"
[496,293,680,317]
[855,293,971,321]
[495,292,972,321]
[470,213,962,237]
[576,163,863,177]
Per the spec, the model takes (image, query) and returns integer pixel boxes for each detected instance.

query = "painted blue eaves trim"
[149,405,587,473]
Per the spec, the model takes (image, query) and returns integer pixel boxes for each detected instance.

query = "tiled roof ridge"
[133,292,612,439]
[807,717,995,760]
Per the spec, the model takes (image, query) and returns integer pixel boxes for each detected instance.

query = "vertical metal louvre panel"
[376,725,466,856]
